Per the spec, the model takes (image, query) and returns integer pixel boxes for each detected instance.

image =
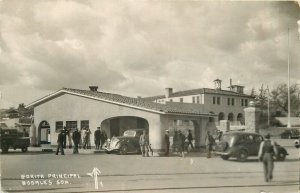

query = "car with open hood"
[214,131,288,162]
[103,129,145,155]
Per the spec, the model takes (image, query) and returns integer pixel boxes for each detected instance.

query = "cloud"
[0,0,299,107]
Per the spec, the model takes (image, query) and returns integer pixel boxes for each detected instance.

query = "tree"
[254,84,268,108]
[270,83,300,117]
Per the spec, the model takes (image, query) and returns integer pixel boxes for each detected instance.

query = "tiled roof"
[27,88,214,116]
[143,88,253,100]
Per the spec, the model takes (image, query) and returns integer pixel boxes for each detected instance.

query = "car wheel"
[221,155,230,160]
[2,147,9,153]
[237,150,248,162]
[21,147,28,152]
[105,150,111,154]
[277,151,286,161]
[119,145,128,155]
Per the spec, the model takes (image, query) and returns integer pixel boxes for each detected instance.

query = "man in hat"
[56,130,65,155]
[164,130,170,156]
[258,133,278,182]
[205,131,215,158]
[94,127,101,150]
[72,128,81,154]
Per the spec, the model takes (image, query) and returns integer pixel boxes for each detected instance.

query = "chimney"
[165,88,173,98]
[213,79,222,90]
[89,86,98,91]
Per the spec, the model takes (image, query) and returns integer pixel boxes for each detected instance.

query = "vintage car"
[214,132,288,162]
[0,128,30,153]
[280,129,300,139]
[104,129,144,155]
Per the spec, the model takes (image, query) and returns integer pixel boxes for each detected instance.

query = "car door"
[246,134,259,155]
[251,135,263,155]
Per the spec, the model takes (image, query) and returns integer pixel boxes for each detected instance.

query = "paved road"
[0,146,299,193]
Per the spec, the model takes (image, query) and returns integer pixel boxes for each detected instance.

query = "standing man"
[139,130,149,157]
[205,131,215,158]
[258,134,278,182]
[72,128,81,154]
[94,127,101,150]
[187,129,194,151]
[178,130,185,157]
[100,128,108,150]
[62,127,67,149]
[164,130,170,156]
[56,130,65,155]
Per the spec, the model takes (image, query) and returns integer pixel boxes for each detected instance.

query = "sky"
[0,0,300,108]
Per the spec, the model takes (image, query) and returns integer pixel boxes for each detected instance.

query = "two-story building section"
[143,79,254,126]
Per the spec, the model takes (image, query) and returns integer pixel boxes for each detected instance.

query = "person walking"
[82,128,87,149]
[178,130,185,157]
[164,130,170,156]
[72,128,81,154]
[258,134,278,182]
[94,127,101,150]
[173,130,179,154]
[56,130,65,155]
[139,130,149,157]
[100,128,107,150]
[86,128,91,149]
[205,131,215,158]
[62,127,67,149]
[187,129,194,152]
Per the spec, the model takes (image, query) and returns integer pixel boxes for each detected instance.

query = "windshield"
[221,134,235,147]
[123,130,136,137]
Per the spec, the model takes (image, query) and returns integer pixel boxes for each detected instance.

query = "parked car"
[103,129,144,155]
[214,131,288,162]
[280,129,300,139]
[0,128,30,153]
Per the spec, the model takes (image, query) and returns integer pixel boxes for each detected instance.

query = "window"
[55,121,63,132]
[192,96,195,103]
[66,121,77,129]
[217,97,220,105]
[180,98,183,102]
[241,99,244,106]
[227,98,230,105]
[81,120,89,129]
[231,98,235,106]
[245,99,248,107]
[213,96,216,104]
[197,96,200,104]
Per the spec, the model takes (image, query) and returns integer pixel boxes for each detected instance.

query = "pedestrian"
[62,127,67,149]
[72,128,81,154]
[56,130,64,155]
[178,130,185,157]
[187,129,194,151]
[258,133,278,182]
[79,128,83,149]
[94,127,101,150]
[139,130,149,157]
[82,128,88,149]
[205,131,215,158]
[172,130,179,154]
[100,128,107,150]
[86,128,91,149]
[165,130,170,156]
[67,128,72,149]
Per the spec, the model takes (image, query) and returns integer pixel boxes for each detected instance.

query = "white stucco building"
[143,79,254,126]
[26,87,216,151]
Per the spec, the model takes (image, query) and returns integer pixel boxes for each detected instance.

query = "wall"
[32,94,163,150]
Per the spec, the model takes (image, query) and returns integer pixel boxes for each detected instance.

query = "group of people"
[56,126,107,155]
[139,130,153,157]
[164,129,194,157]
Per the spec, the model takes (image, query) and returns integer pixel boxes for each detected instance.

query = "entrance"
[38,121,50,145]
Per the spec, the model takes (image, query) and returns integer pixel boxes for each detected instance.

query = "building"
[143,79,254,127]
[26,87,216,150]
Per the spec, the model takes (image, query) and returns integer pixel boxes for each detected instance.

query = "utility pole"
[287,28,291,128]
[266,86,270,127]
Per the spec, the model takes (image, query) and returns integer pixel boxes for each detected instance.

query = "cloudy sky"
[0,0,299,108]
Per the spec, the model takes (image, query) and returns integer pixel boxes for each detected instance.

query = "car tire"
[119,145,128,155]
[236,150,248,162]
[277,151,286,161]
[105,150,111,154]
[2,147,9,153]
[221,155,230,160]
[21,147,28,152]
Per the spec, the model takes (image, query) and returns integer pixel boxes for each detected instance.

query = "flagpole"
[287,28,291,128]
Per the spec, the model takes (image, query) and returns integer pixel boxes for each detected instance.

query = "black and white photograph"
[0,0,300,192]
